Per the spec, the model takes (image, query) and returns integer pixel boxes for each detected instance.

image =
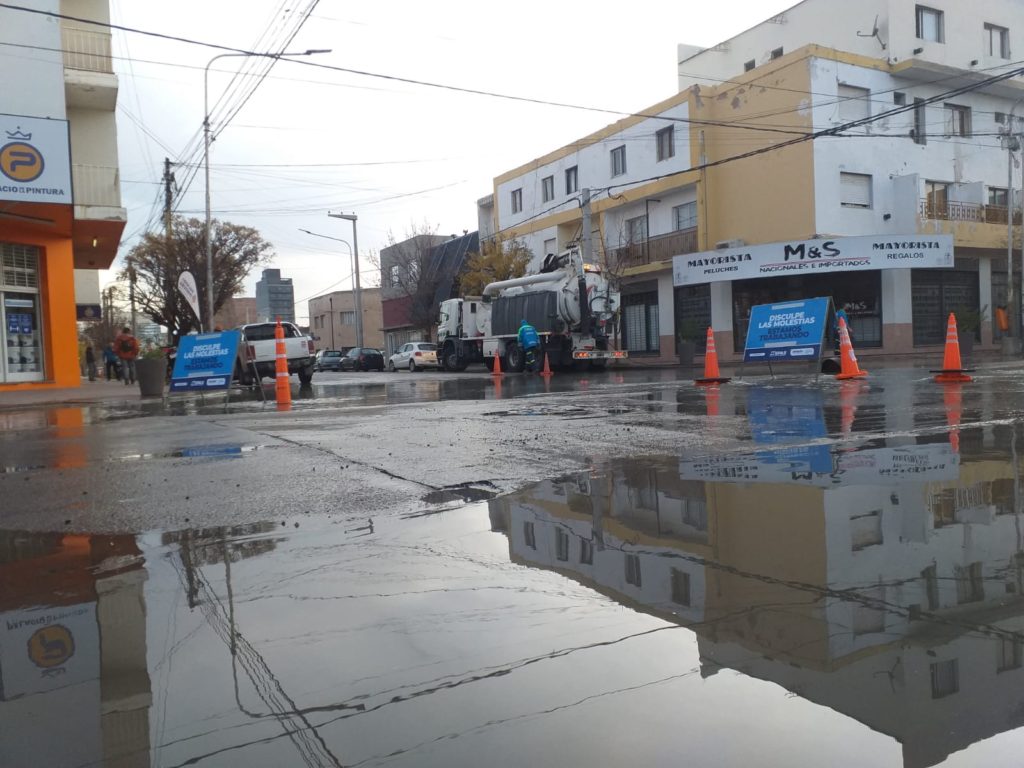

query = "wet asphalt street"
[5,364,1024,766]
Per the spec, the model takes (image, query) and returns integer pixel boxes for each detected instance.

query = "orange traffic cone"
[943,381,964,453]
[540,352,553,377]
[931,313,974,383]
[835,317,867,380]
[491,351,503,377]
[274,317,291,407]
[695,328,731,385]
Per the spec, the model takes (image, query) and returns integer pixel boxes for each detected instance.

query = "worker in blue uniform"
[518,319,541,372]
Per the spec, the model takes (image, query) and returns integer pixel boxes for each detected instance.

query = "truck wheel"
[298,367,314,385]
[506,343,526,373]
[442,342,458,372]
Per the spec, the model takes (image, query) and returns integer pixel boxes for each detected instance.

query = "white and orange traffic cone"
[491,351,503,377]
[835,317,867,380]
[695,328,731,385]
[839,380,867,438]
[931,313,974,383]
[704,384,721,417]
[274,317,291,410]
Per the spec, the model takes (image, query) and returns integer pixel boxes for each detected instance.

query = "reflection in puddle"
[491,426,1024,768]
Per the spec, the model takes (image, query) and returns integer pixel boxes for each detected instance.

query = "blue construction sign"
[743,297,831,363]
[169,330,240,393]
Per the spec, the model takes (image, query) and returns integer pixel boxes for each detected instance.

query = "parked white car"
[388,342,439,372]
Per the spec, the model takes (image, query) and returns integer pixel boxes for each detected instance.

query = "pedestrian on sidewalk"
[115,327,140,386]
[84,342,97,382]
[103,342,120,380]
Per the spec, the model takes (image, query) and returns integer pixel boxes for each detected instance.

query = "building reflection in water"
[490,387,1024,768]
[0,531,151,767]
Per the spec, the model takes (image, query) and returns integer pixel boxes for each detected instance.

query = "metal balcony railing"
[612,227,699,268]
[920,199,1022,225]
[61,27,113,74]
[72,164,121,208]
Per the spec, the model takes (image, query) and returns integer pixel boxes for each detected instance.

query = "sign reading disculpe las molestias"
[743,297,831,363]
[673,234,954,286]
[169,330,241,393]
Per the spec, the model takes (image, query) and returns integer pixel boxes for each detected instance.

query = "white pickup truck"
[235,321,316,385]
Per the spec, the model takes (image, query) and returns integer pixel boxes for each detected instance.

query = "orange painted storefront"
[0,214,80,392]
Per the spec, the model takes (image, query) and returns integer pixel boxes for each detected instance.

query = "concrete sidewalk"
[0,378,152,409]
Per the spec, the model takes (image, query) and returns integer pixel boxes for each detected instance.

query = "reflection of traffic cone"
[491,352,503,376]
[695,328,731,385]
[931,313,974,383]
[704,384,720,417]
[540,352,553,377]
[274,318,292,407]
[943,381,963,453]
[835,317,868,380]
[839,380,866,438]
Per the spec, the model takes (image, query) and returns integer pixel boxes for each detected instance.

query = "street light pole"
[298,229,355,347]
[328,213,364,348]
[1009,98,1024,346]
[203,48,330,330]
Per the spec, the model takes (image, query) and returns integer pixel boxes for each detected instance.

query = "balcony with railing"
[61,27,113,73]
[920,199,1022,225]
[612,227,699,269]
[73,164,121,210]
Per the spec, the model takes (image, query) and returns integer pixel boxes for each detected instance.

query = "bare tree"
[376,223,446,337]
[458,233,531,295]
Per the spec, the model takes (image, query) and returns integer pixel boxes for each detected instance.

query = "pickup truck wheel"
[298,367,314,385]
[409,359,418,373]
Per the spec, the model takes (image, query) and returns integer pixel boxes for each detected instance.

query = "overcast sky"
[106,0,796,322]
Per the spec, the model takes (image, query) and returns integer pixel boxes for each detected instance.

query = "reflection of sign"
[680,443,959,486]
[177,271,202,325]
[673,234,954,286]
[169,330,241,392]
[0,604,98,700]
[0,115,71,205]
[744,298,830,363]
[27,625,75,669]
[748,386,831,473]
[76,304,101,321]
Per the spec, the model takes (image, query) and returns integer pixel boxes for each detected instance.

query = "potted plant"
[136,345,167,397]
[677,319,702,366]
[951,304,986,357]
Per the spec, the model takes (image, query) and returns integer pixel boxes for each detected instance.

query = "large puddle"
[3,379,1024,766]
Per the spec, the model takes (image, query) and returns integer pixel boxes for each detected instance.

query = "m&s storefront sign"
[673,234,954,286]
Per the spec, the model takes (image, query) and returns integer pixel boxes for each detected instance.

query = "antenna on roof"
[857,15,886,50]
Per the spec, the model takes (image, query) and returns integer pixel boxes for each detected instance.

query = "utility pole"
[581,188,593,266]
[128,258,137,333]
[163,158,176,343]
[328,213,364,348]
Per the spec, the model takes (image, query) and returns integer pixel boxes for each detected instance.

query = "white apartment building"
[485,0,1024,363]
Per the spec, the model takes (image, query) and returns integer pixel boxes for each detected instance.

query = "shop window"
[1,243,43,383]
[911,269,980,345]
[674,284,710,353]
[622,290,660,354]
[732,272,883,353]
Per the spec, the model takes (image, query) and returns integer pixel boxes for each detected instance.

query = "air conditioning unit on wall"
[715,239,745,250]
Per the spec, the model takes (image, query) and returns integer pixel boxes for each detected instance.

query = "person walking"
[114,327,140,386]
[84,342,97,382]
[103,342,120,381]
[517,319,541,373]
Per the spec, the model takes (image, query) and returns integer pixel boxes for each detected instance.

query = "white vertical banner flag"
[177,270,203,328]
